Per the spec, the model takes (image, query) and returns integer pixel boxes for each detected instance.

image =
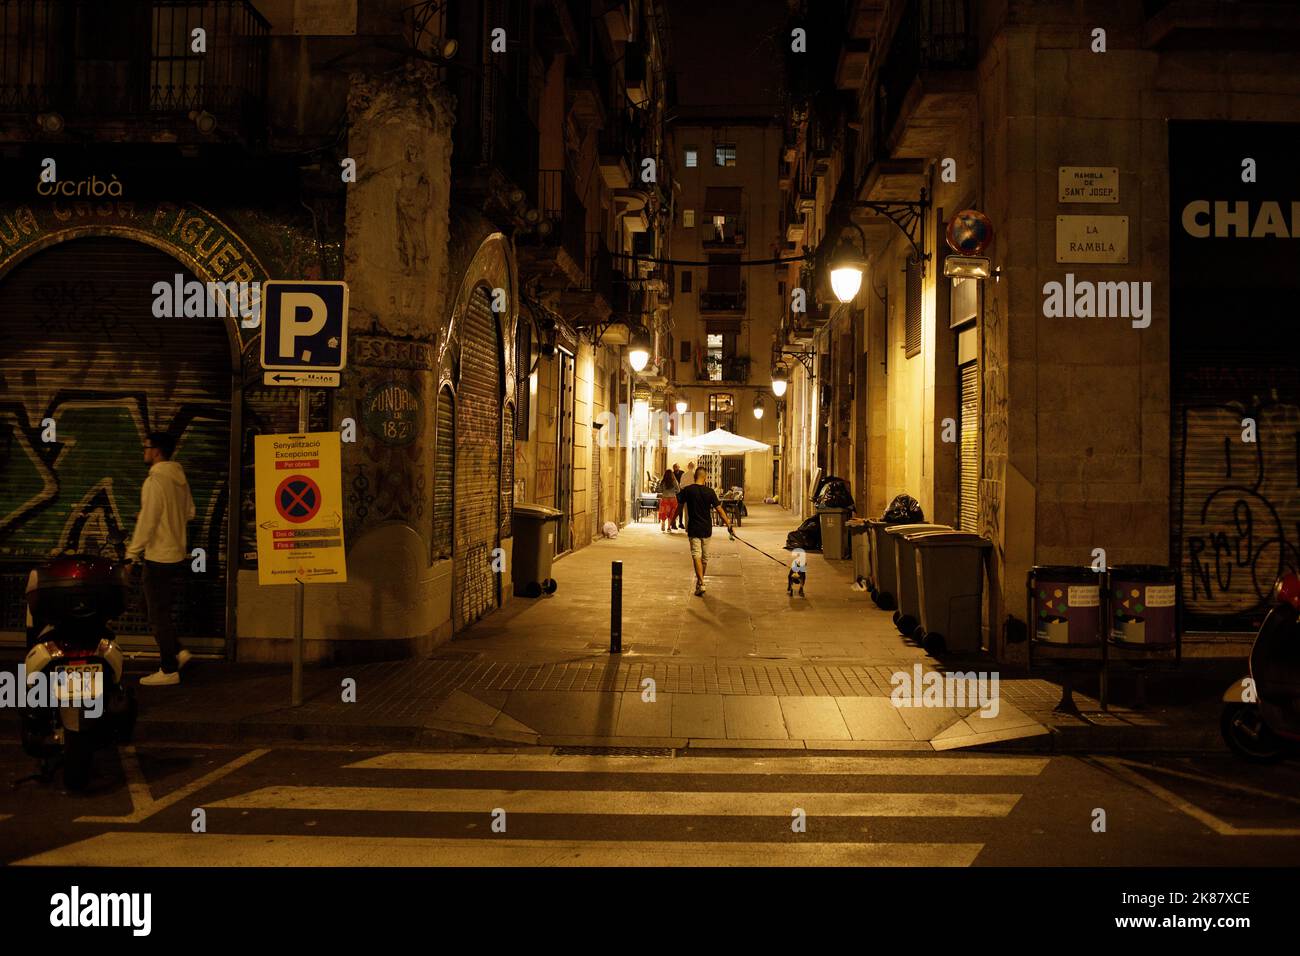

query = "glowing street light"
[628,325,652,372]
[770,365,788,398]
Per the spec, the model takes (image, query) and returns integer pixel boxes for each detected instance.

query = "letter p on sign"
[260,280,350,373]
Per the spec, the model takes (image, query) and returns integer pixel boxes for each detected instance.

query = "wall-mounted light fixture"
[628,325,652,372]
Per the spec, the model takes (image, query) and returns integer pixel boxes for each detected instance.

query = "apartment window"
[705,324,738,381]
[685,148,698,167]
[905,255,922,358]
[714,143,737,167]
[683,209,695,228]
[680,340,691,362]
[709,393,735,432]
[681,269,693,293]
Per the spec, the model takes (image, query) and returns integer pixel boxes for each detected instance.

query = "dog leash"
[730,531,790,568]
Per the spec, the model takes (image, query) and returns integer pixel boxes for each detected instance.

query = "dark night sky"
[664,0,789,119]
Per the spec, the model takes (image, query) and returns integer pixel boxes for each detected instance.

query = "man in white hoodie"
[127,431,195,686]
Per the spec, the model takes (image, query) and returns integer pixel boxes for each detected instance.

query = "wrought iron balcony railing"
[699,282,746,312]
[535,167,587,268]
[452,63,539,208]
[0,0,268,135]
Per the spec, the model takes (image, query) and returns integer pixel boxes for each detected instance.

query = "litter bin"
[512,504,562,597]
[1107,565,1178,647]
[817,506,851,560]
[848,519,871,586]
[914,533,992,655]
[888,525,955,636]
[1028,566,1103,646]
[874,523,950,612]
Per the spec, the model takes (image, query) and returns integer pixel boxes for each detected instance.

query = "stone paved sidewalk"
[0,505,1231,751]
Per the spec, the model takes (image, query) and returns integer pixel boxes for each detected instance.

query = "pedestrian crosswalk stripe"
[12,832,985,867]
[207,785,1021,817]
[345,753,1051,776]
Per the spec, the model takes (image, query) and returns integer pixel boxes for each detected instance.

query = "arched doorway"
[0,237,237,651]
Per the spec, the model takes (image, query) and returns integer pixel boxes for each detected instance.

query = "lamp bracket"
[842,187,930,272]
[778,348,815,376]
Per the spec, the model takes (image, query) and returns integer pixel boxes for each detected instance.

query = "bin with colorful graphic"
[1027,566,1103,646]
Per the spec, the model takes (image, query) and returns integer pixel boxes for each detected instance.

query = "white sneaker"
[140,669,180,686]
[177,650,193,670]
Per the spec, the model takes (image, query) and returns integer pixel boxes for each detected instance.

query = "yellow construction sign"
[254,432,347,586]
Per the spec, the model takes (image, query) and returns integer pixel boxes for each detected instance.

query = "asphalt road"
[0,742,1297,867]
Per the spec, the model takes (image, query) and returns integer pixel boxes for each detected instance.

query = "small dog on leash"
[787,568,806,597]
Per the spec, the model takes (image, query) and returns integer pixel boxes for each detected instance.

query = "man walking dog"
[676,465,733,596]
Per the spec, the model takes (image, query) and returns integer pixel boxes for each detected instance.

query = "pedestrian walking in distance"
[127,431,196,686]
[657,467,680,533]
[674,460,693,530]
[676,465,733,596]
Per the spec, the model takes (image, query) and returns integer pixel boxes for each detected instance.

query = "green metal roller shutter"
[0,237,233,646]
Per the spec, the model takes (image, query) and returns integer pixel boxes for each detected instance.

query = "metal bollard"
[610,560,622,654]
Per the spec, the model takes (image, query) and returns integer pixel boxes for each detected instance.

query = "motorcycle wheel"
[63,730,93,791]
[1220,703,1286,763]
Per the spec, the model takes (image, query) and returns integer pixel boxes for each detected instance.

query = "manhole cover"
[553,746,675,757]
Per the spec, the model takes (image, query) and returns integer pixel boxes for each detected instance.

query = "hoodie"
[127,460,195,563]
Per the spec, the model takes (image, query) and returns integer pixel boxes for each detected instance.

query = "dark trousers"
[143,560,186,672]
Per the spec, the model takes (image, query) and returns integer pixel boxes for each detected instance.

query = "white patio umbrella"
[668,428,771,457]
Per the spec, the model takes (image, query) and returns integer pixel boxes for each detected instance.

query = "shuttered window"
[905,255,922,358]
[958,362,980,532]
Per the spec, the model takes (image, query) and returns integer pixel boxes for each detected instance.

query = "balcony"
[452,63,539,211]
[517,167,586,286]
[701,355,750,384]
[699,282,746,313]
[558,229,615,327]
[598,111,642,189]
[1142,1,1300,48]
[0,0,269,141]
[701,215,746,248]
[875,0,977,159]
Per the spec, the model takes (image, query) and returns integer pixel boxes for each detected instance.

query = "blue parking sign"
[260,280,349,372]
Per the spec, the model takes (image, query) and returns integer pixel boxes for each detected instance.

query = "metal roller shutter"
[1173,343,1300,632]
[958,361,979,532]
[500,401,514,540]
[433,386,454,560]
[453,287,501,630]
[0,237,232,645]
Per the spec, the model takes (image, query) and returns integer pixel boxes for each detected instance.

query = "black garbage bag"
[882,493,925,524]
[813,475,854,509]
[785,516,822,552]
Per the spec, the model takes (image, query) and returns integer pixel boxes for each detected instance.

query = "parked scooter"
[20,555,137,790]
[1221,571,1300,762]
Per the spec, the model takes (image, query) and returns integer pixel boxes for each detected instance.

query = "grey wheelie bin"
[914,533,992,656]
[848,519,871,586]
[875,523,950,612]
[890,526,958,637]
[512,504,562,597]
[817,506,851,560]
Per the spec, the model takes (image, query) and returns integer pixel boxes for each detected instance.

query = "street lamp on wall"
[753,395,765,420]
[628,324,652,373]
[770,365,788,398]
[675,398,688,414]
[828,226,869,305]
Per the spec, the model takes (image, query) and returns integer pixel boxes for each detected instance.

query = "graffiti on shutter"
[433,386,454,560]
[1174,399,1300,631]
[452,287,501,630]
[500,401,514,540]
[958,362,979,533]
[0,238,232,642]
